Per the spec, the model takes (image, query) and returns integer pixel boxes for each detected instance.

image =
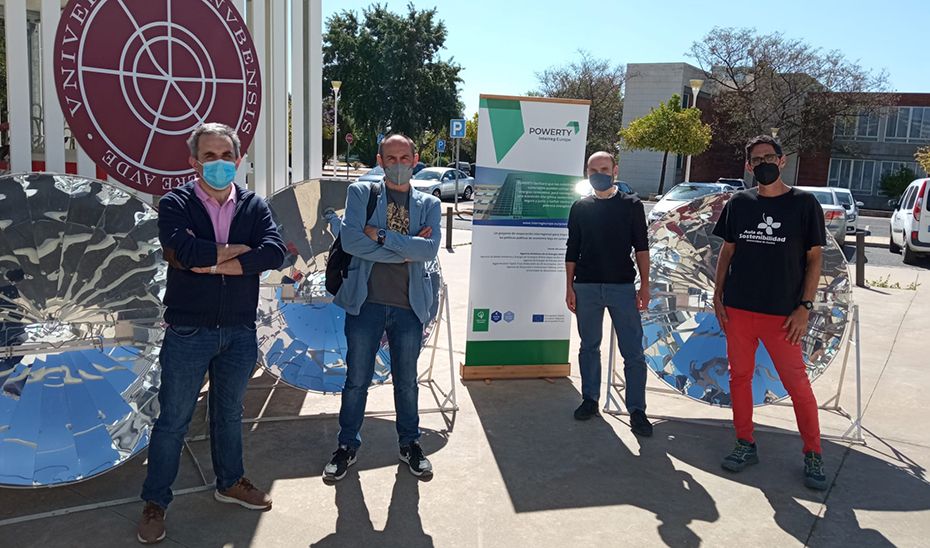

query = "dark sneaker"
[399,441,433,477]
[137,501,166,544]
[804,451,828,490]
[214,477,272,510]
[630,410,653,437]
[573,398,599,420]
[721,439,759,472]
[323,445,357,481]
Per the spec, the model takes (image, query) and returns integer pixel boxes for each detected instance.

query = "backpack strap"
[365,182,381,222]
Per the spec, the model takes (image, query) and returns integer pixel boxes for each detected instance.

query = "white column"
[308,0,323,179]
[290,0,305,183]
[251,0,269,197]
[233,0,248,187]
[5,1,32,173]
[41,0,66,173]
[271,0,288,194]
[76,145,96,178]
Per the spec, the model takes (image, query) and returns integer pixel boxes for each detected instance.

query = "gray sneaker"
[804,451,828,490]
[721,439,759,472]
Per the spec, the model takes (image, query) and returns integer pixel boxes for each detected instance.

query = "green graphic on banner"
[466,340,570,366]
[473,309,490,332]
[476,170,579,221]
[480,98,525,163]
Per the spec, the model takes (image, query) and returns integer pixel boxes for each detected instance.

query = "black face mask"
[754,162,781,186]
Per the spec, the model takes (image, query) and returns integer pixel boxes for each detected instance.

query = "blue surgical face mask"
[589,172,615,192]
[199,159,237,190]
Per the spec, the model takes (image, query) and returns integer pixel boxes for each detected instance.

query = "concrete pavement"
[1,228,929,548]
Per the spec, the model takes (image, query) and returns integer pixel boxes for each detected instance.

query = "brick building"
[618,63,929,209]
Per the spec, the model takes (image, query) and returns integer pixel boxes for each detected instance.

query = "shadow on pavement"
[467,379,719,548]
[311,467,434,548]
[650,420,930,548]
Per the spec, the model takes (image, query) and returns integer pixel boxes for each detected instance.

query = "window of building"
[877,161,927,196]
[828,159,878,195]
[885,107,930,142]
[834,111,880,141]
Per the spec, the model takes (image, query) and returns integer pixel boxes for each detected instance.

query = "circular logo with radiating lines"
[55,0,261,194]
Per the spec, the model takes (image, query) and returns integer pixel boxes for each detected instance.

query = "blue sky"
[321,0,928,117]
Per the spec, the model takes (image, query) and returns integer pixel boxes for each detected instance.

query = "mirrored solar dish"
[0,173,165,487]
[259,180,443,393]
[642,192,851,406]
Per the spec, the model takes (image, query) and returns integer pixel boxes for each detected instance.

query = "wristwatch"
[210,265,217,275]
[377,229,386,245]
[800,300,813,310]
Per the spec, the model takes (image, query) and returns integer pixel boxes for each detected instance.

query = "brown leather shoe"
[137,501,166,544]
[214,477,272,510]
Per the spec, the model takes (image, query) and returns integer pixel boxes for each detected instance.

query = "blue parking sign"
[437,140,446,152]
[378,134,385,145]
[450,119,466,139]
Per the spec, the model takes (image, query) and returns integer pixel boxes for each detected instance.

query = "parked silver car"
[795,186,848,246]
[412,167,474,201]
[831,187,864,236]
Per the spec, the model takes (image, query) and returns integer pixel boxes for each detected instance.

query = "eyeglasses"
[749,154,781,167]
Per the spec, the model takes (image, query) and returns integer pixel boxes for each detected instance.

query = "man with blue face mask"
[137,123,286,544]
[323,134,442,481]
[565,152,652,434]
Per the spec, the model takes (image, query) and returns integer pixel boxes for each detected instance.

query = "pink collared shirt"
[193,181,237,244]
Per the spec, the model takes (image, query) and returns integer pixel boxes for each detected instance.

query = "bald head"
[586,151,618,178]
[378,133,418,173]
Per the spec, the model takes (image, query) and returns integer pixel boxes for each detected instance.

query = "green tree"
[618,94,712,195]
[531,50,626,160]
[323,3,464,167]
[689,27,894,158]
[880,166,917,200]
[917,146,930,177]
[458,112,478,163]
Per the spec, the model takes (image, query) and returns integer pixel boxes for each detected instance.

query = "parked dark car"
[446,161,472,175]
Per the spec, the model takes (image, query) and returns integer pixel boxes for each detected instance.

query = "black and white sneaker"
[399,441,433,477]
[323,445,357,481]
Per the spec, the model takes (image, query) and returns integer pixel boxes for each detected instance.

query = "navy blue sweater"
[158,181,286,327]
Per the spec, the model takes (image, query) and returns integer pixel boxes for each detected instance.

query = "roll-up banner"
[463,95,590,379]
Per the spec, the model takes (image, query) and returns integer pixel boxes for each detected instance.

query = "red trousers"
[725,307,822,454]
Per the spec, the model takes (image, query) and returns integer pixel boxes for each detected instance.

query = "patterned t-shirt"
[367,187,412,309]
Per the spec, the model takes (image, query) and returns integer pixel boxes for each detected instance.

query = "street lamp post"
[683,79,704,183]
[332,81,342,176]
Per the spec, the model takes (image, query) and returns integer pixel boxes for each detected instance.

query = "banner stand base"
[460,363,570,380]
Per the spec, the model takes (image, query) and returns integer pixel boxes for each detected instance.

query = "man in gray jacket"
[324,134,442,481]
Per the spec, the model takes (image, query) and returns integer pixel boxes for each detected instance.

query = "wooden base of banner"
[460,363,570,380]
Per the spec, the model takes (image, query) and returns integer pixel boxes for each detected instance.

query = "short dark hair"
[745,135,783,160]
[380,133,416,157]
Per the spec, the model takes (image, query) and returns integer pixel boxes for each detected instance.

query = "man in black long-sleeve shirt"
[565,151,652,435]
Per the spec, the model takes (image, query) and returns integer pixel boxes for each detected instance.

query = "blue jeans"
[141,325,258,509]
[338,302,423,449]
[574,283,647,412]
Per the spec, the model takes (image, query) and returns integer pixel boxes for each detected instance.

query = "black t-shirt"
[566,191,648,284]
[713,188,825,316]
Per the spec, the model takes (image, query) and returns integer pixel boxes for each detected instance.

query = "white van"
[889,178,930,264]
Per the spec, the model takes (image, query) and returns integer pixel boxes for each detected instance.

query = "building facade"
[618,63,929,208]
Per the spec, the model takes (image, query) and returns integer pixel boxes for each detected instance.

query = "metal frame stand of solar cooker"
[602,191,863,444]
